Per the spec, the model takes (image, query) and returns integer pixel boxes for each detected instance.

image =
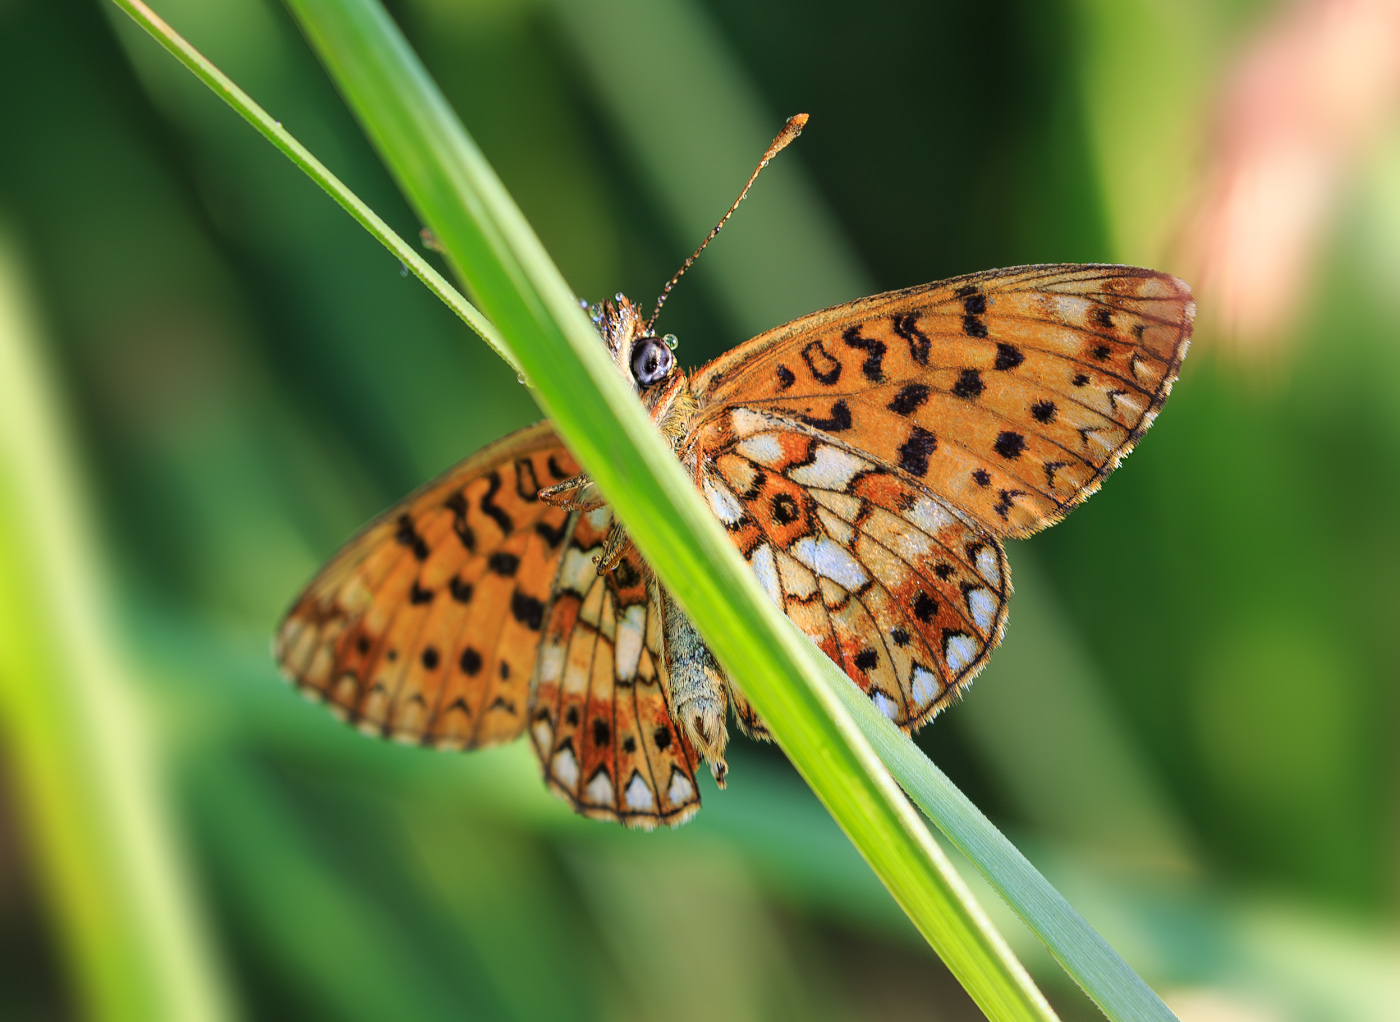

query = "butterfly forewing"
[697,413,1009,729]
[529,508,703,829]
[691,265,1194,539]
[275,422,578,748]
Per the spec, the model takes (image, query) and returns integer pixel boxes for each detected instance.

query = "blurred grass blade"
[271,0,1052,1016]
[0,230,231,1020]
[806,632,1180,1021]
[109,0,518,376]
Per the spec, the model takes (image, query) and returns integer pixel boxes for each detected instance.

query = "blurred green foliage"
[0,0,1398,1019]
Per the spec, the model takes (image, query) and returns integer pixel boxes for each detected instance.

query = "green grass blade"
[0,232,231,1021]
[274,0,1055,1016]
[806,633,1179,1021]
[109,0,517,376]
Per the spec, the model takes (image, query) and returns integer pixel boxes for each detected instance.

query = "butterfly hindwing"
[275,421,578,748]
[697,412,1009,731]
[690,265,1194,539]
[529,508,703,829]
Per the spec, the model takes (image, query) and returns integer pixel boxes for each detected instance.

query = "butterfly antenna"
[645,113,809,334]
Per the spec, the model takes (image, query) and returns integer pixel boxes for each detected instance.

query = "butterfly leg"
[539,474,606,511]
[595,520,631,576]
[651,580,730,787]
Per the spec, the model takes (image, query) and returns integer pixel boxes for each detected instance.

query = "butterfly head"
[590,292,678,393]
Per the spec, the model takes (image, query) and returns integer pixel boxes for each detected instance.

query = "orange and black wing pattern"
[529,509,703,828]
[275,421,578,749]
[695,416,1008,732]
[690,265,1194,539]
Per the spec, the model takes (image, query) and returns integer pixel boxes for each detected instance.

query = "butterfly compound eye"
[630,338,674,386]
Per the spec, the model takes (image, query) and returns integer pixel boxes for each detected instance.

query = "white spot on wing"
[703,475,745,525]
[537,640,565,685]
[560,546,602,595]
[788,445,872,490]
[585,769,615,806]
[750,543,782,607]
[944,633,978,674]
[532,718,553,752]
[791,536,868,590]
[966,588,997,633]
[734,432,785,467]
[905,496,956,536]
[911,665,941,705]
[975,546,1001,586]
[552,745,579,788]
[614,604,646,681]
[871,691,900,720]
[731,408,771,437]
[625,771,655,811]
[667,769,694,805]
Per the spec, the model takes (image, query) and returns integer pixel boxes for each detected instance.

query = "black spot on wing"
[547,455,571,481]
[1092,344,1112,361]
[1092,306,1114,330]
[994,343,1024,370]
[515,460,541,502]
[800,400,852,432]
[842,326,886,382]
[480,472,514,534]
[854,648,878,671]
[887,383,930,416]
[445,492,475,551]
[913,590,938,622]
[771,493,801,525]
[994,431,1027,459]
[535,519,568,547]
[395,514,430,561]
[952,369,984,400]
[409,582,434,605]
[421,647,439,670]
[897,426,937,477]
[489,551,521,576]
[449,577,473,603]
[800,338,841,385]
[972,469,991,487]
[1030,400,1056,423]
[776,365,795,390]
[511,591,544,629]
[460,647,482,675]
[961,290,988,337]
[992,489,1025,520]
[892,313,931,365]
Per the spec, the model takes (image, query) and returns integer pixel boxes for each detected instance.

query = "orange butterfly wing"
[687,264,1192,732]
[690,265,1194,539]
[529,509,703,828]
[275,421,578,749]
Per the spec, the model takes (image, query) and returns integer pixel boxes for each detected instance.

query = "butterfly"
[275,117,1195,830]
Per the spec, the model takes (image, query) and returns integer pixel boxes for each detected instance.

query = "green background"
[0,0,1396,1018]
